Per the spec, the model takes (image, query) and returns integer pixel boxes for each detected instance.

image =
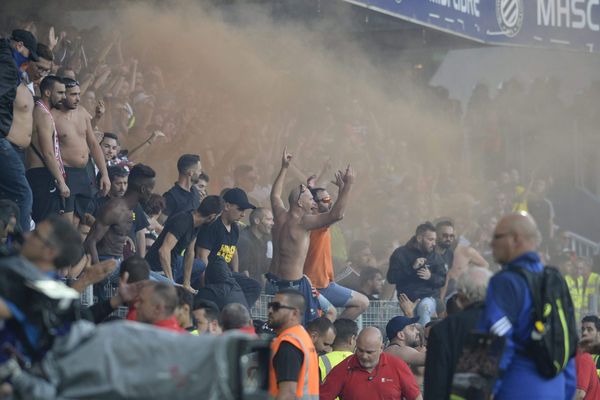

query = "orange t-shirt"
[303,227,335,289]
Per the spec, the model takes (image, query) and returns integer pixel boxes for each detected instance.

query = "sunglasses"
[296,184,307,203]
[316,196,331,204]
[268,301,296,312]
[63,78,80,88]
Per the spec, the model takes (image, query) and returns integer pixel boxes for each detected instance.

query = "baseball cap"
[222,187,256,210]
[385,316,419,341]
[11,29,39,61]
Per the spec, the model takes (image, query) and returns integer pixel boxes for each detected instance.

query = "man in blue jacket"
[387,222,446,325]
[479,212,575,399]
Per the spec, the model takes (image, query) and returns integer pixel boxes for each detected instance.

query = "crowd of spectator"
[1,12,600,400]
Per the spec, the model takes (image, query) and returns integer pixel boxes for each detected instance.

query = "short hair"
[277,288,306,314]
[306,316,335,336]
[175,286,194,309]
[177,154,200,174]
[220,303,251,331]
[36,43,54,62]
[582,315,600,330]
[101,132,119,144]
[198,195,224,217]
[119,255,149,282]
[309,188,326,200]
[107,165,129,182]
[416,222,436,236]
[456,266,493,303]
[61,77,79,88]
[150,282,178,315]
[332,318,358,346]
[358,266,383,286]
[193,298,220,323]
[45,214,84,268]
[128,164,155,191]
[56,67,75,79]
[435,220,454,231]
[198,172,210,182]
[143,193,166,216]
[39,75,62,97]
[249,207,267,225]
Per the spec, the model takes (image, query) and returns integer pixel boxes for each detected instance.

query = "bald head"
[492,212,541,264]
[355,327,383,370]
[358,326,383,345]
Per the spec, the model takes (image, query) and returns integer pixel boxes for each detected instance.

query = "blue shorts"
[318,282,353,308]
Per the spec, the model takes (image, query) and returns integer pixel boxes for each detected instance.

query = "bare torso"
[269,211,310,281]
[27,104,51,169]
[52,107,91,168]
[97,199,134,257]
[448,245,489,280]
[6,83,33,148]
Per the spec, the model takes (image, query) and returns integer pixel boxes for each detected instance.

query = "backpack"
[507,265,577,378]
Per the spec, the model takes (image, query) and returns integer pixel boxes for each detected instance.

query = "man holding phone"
[387,222,447,325]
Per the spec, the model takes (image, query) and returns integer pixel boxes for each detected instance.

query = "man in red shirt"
[320,326,422,400]
[575,349,600,399]
[136,281,185,333]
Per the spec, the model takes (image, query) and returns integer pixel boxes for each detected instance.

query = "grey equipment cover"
[11,319,255,400]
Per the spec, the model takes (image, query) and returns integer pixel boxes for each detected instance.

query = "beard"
[438,241,451,249]
[50,98,63,109]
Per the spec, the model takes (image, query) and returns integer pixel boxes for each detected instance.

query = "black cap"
[11,29,39,61]
[222,187,256,210]
[385,316,419,341]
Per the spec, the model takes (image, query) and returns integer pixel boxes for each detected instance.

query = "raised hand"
[398,293,419,317]
[342,165,355,185]
[95,100,105,119]
[282,146,292,168]
[48,26,59,50]
[332,170,344,189]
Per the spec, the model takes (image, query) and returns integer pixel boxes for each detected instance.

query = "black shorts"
[26,167,63,222]
[64,160,97,219]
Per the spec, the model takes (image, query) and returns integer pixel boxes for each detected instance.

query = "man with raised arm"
[266,147,354,321]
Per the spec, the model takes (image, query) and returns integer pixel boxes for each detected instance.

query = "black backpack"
[507,265,577,378]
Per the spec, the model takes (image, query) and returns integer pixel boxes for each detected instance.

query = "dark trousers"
[232,272,261,309]
[0,138,32,231]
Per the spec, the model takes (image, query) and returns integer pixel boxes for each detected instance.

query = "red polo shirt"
[154,316,186,333]
[576,350,600,399]
[320,352,420,400]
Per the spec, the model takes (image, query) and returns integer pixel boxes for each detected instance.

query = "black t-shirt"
[196,218,239,265]
[163,184,200,219]
[272,341,304,383]
[145,211,198,271]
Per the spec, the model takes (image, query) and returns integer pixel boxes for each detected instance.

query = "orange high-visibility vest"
[269,324,319,399]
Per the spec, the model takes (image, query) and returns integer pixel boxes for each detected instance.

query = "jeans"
[95,256,123,302]
[172,255,206,289]
[0,138,32,231]
[415,296,437,326]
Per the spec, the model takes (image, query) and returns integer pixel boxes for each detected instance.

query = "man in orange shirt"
[303,187,368,320]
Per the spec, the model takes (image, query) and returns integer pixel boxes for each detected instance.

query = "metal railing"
[566,231,599,258]
[250,294,402,332]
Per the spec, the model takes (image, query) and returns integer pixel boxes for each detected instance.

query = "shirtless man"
[0,30,39,231]
[84,164,155,300]
[435,220,489,299]
[266,147,354,306]
[26,76,69,222]
[52,77,109,225]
